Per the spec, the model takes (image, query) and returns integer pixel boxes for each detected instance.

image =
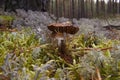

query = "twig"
[71,47,113,52]
[96,68,102,80]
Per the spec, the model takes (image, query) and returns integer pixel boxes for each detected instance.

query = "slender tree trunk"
[96,0,99,16]
[63,0,65,17]
[117,0,119,14]
[72,0,75,18]
[101,0,105,16]
[55,0,57,18]
[112,0,115,14]
[119,0,120,14]
[78,0,81,18]
[91,0,94,18]
[114,0,118,14]
[81,0,85,18]
[59,0,62,17]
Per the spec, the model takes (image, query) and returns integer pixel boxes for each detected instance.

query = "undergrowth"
[0,28,120,80]
[0,15,14,27]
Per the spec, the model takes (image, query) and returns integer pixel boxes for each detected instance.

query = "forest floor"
[0,9,120,80]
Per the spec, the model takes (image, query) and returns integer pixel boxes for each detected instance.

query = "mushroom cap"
[47,21,79,34]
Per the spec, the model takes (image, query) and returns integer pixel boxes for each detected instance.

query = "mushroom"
[48,21,79,45]
[47,21,79,64]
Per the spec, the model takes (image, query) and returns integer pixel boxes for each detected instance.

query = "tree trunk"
[96,0,99,16]
[81,0,85,18]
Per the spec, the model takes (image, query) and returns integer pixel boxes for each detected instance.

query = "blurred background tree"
[0,0,120,18]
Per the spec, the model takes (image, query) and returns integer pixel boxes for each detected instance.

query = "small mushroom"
[47,21,79,64]
[48,21,79,48]
[47,21,79,45]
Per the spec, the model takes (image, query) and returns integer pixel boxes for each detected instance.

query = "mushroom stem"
[58,40,66,54]
[57,37,64,46]
[51,32,65,46]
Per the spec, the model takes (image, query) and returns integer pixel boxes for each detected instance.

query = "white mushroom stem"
[51,32,65,46]
[51,32,68,54]
[56,37,64,46]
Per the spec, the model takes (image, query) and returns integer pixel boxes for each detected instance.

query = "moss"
[0,15,14,28]
[0,28,120,79]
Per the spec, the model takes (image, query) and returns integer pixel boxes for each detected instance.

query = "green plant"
[0,15,14,28]
[0,28,120,80]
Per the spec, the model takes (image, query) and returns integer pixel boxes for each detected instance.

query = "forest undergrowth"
[0,28,119,80]
[0,15,120,80]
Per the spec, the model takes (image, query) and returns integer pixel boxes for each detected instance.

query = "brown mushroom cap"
[47,21,79,34]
